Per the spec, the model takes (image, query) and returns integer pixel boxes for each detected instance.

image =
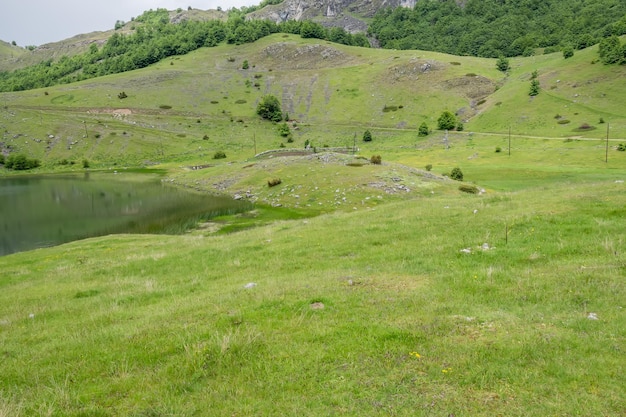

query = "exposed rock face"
[247,0,417,33]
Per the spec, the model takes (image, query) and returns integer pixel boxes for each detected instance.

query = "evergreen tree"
[437,111,457,130]
[496,56,510,72]
[529,79,540,96]
[418,122,429,137]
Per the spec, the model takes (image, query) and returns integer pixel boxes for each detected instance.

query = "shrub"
[118,91,128,99]
[459,184,479,194]
[5,154,40,170]
[242,60,249,70]
[0,154,4,165]
[256,95,283,122]
[159,105,172,109]
[531,70,538,79]
[425,164,432,171]
[267,178,282,187]
[437,111,457,130]
[495,146,502,153]
[617,143,626,151]
[563,47,574,59]
[418,122,429,137]
[557,119,571,125]
[363,130,372,142]
[496,56,510,72]
[599,117,605,124]
[456,122,464,132]
[203,134,209,140]
[82,159,90,168]
[278,122,290,137]
[213,151,226,159]
[450,167,464,181]
[370,155,382,165]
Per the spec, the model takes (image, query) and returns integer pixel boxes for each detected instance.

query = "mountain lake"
[0,170,251,256]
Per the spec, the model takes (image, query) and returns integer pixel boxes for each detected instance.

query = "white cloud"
[1,0,258,46]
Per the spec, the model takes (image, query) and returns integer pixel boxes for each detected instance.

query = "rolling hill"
[1,34,624,172]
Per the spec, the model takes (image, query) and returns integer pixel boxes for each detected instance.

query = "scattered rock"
[244,282,257,289]
[310,302,325,310]
[460,248,472,254]
[587,312,598,320]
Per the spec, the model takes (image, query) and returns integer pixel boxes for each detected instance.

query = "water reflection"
[0,172,250,256]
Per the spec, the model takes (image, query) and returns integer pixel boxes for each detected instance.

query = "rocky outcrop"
[247,0,417,33]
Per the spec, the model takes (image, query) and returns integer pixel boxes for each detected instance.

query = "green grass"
[1,178,624,415]
[1,34,626,415]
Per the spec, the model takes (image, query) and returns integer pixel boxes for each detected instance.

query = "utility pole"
[508,126,511,156]
[83,121,88,138]
[605,123,609,163]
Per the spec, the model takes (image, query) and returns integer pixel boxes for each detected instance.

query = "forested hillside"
[369,0,626,57]
[3,1,626,92]
[0,8,366,92]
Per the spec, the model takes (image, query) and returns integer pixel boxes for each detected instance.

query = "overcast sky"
[2,0,259,46]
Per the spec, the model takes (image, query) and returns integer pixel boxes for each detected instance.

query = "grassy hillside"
[0,9,228,73]
[1,35,625,415]
[1,35,624,172]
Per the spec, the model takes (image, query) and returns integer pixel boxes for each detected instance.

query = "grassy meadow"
[1,34,625,415]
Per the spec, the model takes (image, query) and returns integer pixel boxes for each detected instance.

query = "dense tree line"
[0,8,368,92]
[368,0,626,58]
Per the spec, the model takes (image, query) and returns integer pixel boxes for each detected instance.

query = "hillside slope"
[1,34,624,173]
[0,8,228,72]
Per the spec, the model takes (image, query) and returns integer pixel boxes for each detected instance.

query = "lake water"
[0,171,251,256]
